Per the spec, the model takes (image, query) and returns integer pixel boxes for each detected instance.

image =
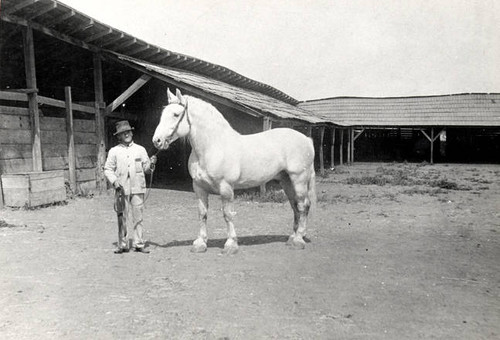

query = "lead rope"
[143,149,162,204]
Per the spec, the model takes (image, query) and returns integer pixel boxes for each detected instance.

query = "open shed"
[0,0,327,207]
[299,93,500,165]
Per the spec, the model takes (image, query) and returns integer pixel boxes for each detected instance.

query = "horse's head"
[152,88,191,150]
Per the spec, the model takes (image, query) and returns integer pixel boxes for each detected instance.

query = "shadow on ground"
[147,234,311,249]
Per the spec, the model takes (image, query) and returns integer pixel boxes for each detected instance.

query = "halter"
[164,99,191,146]
[144,99,191,204]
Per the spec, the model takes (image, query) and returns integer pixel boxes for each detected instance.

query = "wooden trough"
[1,170,66,208]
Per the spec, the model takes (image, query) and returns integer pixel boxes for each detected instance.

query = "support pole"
[430,128,434,164]
[420,128,441,165]
[330,127,336,169]
[339,129,344,165]
[350,128,355,163]
[319,126,325,176]
[65,86,77,193]
[23,25,42,172]
[93,53,107,192]
[347,128,351,164]
[352,128,365,164]
[260,117,272,194]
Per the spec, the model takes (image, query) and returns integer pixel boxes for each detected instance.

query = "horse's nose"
[153,138,162,148]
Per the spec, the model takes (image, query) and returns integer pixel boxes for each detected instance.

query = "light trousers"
[117,193,145,249]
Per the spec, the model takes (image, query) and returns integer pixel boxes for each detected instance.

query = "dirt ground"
[0,162,499,339]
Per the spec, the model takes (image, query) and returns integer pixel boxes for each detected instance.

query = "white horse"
[152,88,316,254]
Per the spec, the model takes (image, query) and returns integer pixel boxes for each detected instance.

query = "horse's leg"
[286,172,311,249]
[279,173,300,240]
[191,182,209,253]
[220,181,238,255]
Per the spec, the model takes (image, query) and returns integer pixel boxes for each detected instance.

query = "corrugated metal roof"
[0,0,299,105]
[298,94,500,127]
[116,54,325,125]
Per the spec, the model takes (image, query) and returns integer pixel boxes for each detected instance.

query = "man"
[104,120,157,254]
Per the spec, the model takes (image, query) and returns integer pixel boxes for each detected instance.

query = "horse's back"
[239,128,314,174]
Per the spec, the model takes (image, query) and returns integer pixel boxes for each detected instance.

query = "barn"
[299,94,500,166]
[0,0,326,207]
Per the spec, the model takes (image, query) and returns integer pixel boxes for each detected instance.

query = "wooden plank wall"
[0,107,97,192]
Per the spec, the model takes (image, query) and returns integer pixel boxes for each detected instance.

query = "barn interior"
[1,18,279,186]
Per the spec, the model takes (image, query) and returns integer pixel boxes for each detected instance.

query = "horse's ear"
[176,88,187,106]
[167,88,178,104]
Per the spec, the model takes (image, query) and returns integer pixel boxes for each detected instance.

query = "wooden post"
[352,129,365,164]
[430,128,434,164]
[319,126,325,176]
[65,86,77,193]
[339,129,344,165]
[23,25,42,172]
[347,128,351,164]
[260,117,272,194]
[351,128,355,163]
[420,128,441,165]
[330,127,335,169]
[93,53,107,193]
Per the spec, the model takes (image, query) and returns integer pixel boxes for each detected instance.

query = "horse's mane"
[187,96,238,134]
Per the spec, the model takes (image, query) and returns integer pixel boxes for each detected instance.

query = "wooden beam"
[430,128,434,164]
[150,51,172,64]
[0,90,34,100]
[330,127,335,169]
[3,0,40,15]
[111,36,136,50]
[420,128,442,164]
[260,117,273,194]
[105,74,152,114]
[137,47,161,60]
[103,53,265,119]
[93,53,107,193]
[353,128,365,142]
[339,129,344,165]
[65,19,94,36]
[2,14,99,53]
[319,126,325,176]
[84,27,113,43]
[23,25,42,172]
[46,9,75,27]
[24,2,57,20]
[128,43,150,56]
[98,33,125,48]
[348,129,351,164]
[65,87,77,193]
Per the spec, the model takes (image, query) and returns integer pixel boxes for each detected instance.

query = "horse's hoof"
[286,235,306,250]
[222,239,239,255]
[191,239,207,253]
[221,245,239,255]
[191,244,207,253]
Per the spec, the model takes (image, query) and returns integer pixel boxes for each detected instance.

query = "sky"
[59,0,500,101]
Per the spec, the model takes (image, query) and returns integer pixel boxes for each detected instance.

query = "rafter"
[24,2,57,21]
[3,0,40,16]
[46,9,75,27]
[84,27,112,43]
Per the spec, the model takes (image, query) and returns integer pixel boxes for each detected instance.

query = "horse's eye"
[173,112,180,117]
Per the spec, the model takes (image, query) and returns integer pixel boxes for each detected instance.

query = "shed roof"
[298,93,500,127]
[114,54,325,125]
[0,0,298,105]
